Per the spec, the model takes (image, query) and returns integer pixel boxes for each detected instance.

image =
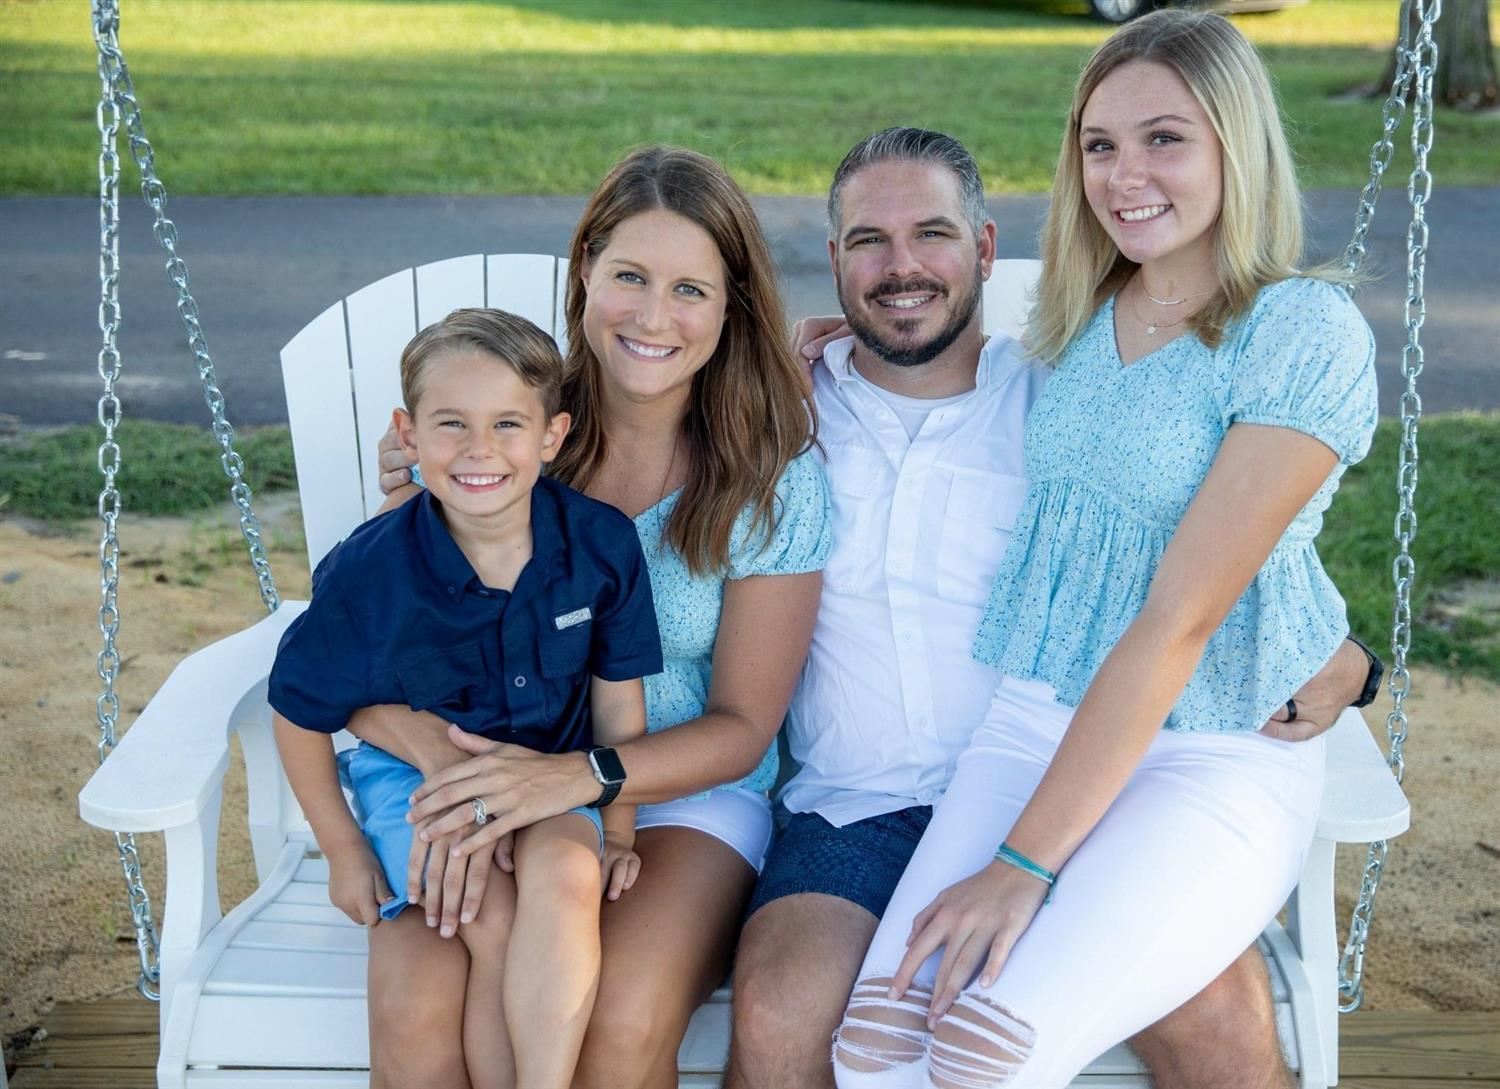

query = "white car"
[1090,0,1307,23]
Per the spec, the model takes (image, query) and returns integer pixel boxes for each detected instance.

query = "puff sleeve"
[1224,278,1378,466]
[726,451,833,581]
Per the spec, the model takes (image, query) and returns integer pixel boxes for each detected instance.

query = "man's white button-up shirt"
[781,334,1048,827]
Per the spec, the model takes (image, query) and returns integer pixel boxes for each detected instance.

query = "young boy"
[268,308,661,1089]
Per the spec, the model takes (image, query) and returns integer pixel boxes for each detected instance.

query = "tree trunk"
[1372,0,1498,110]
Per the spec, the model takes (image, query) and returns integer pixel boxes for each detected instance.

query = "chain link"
[91,0,161,1001]
[1337,0,1439,1015]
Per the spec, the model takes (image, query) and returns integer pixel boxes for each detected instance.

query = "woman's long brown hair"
[551,146,817,576]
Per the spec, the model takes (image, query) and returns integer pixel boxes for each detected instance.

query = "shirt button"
[446,586,457,595]
[513,676,527,688]
[917,789,937,804]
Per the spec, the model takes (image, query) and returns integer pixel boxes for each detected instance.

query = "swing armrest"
[79,602,308,833]
[1314,707,1410,844]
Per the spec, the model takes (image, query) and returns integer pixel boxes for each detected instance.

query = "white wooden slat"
[415,254,486,327]
[296,856,331,883]
[234,918,367,954]
[1317,708,1410,842]
[344,268,418,522]
[678,1000,730,1073]
[256,900,352,927]
[188,1073,367,1088]
[485,253,560,335]
[553,256,573,349]
[981,258,1040,341]
[280,300,364,571]
[279,880,337,905]
[205,946,366,997]
[190,994,368,1066]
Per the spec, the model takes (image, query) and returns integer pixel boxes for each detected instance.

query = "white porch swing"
[76,0,1436,1084]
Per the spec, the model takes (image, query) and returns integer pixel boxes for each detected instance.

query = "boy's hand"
[601,832,640,902]
[327,840,396,927]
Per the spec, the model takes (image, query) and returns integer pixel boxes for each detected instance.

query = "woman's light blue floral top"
[973,277,1378,732]
[637,451,831,792]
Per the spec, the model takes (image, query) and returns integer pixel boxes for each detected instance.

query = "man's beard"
[839,263,982,368]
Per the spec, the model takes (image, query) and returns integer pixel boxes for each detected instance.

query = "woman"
[354,146,829,1089]
[831,12,1376,1088]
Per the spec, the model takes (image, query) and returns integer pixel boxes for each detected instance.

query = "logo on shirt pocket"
[554,606,592,631]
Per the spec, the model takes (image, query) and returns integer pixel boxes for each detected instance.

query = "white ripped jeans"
[832,676,1325,1089]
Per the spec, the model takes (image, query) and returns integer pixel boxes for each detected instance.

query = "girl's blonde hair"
[551,146,817,575]
[1029,9,1333,362]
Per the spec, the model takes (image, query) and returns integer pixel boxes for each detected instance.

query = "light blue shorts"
[337,742,604,920]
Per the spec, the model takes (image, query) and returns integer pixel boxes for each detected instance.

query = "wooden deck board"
[9,998,1499,1087]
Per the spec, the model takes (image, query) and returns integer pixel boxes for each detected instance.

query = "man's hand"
[1260,638,1368,741]
[791,315,851,363]
[377,421,414,496]
[326,839,396,927]
[601,832,641,902]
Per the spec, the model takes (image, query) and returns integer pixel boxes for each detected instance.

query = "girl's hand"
[376,421,414,495]
[407,726,596,858]
[600,832,641,902]
[890,861,1051,1028]
[326,840,396,927]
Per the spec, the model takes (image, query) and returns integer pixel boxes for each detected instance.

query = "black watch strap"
[586,746,626,809]
[1346,634,1385,708]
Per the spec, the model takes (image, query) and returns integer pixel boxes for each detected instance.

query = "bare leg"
[574,826,757,1089]
[506,813,606,1089]
[1129,944,1293,1089]
[724,893,879,1089]
[367,907,472,1089]
[459,862,519,1089]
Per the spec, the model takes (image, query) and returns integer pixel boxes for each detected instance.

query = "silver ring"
[470,797,488,826]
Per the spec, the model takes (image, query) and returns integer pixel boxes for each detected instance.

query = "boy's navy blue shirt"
[268,476,662,754]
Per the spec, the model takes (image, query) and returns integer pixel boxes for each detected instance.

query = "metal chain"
[93,0,280,613]
[90,0,286,998]
[91,0,160,1001]
[1338,0,1439,1014]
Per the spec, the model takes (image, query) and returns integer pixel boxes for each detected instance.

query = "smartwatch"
[1346,634,1385,709]
[586,746,627,808]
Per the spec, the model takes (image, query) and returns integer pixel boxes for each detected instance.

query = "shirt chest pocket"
[936,469,1028,605]
[539,621,592,679]
[822,445,887,595]
[397,642,492,722]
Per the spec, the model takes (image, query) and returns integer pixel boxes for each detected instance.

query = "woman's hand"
[601,832,641,902]
[408,820,492,938]
[889,861,1051,1028]
[407,725,597,859]
[1260,638,1367,742]
[791,314,852,364]
[377,421,415,495]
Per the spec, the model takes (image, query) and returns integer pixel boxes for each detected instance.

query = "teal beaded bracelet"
[993,842,1057,904]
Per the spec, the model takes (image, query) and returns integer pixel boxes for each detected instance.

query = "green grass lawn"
[3,0,1496,196]
[3,414,1497,681]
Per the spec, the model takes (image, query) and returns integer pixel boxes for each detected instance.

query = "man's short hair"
[827,127,988,239]
[400,307,564,418]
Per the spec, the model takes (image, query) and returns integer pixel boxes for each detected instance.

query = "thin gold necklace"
[1129,276,1206,336]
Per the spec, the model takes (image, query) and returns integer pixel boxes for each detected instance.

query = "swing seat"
[78,255,1410,1089]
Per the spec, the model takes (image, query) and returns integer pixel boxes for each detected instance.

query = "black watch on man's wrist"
[586,746,627,808]
[1346,634,1385,708]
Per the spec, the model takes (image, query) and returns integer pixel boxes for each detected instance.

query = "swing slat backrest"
[279,254,573,570]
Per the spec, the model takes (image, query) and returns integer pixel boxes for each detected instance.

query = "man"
[725,127,1372,1089]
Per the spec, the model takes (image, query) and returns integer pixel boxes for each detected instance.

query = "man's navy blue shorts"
[746,805,933,921]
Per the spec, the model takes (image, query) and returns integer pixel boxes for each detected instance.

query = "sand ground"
[1,499,1497,1060]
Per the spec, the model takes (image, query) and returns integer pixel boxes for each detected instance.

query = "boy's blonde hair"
[1029,9,1336,363]
[400,308,564,417]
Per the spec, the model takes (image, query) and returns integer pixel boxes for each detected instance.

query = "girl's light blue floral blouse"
[636,451,831,793]
[973,277,1377,732]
